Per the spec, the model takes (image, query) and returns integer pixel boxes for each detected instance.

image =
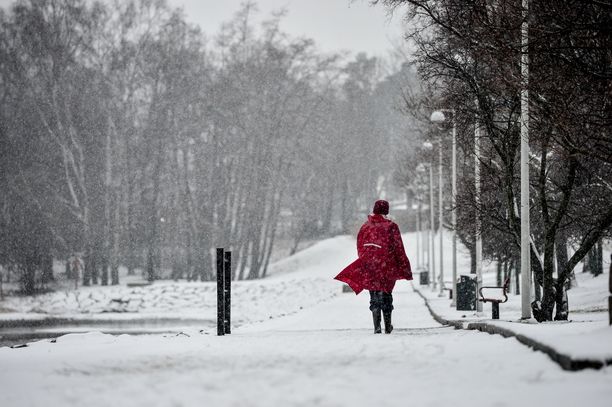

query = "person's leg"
[381,292,394,312]
[382,292,394,334]
[369,290,382,334]
[369,290,384,311]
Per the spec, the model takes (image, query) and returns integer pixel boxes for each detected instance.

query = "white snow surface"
[0,236,356,323]
[1,233,611,406]
[410,230,612,362]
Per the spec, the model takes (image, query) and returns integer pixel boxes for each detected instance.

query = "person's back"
[357,213,407,293]
[335,199,412,334]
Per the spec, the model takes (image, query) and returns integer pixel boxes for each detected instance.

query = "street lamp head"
[430,110,446,123]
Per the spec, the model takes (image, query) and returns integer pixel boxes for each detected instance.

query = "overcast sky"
[0,0,406,57]
[168,0,404,57]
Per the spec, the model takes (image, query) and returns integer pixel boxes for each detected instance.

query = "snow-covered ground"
[0,236,357,325]
[2,232,607,323]
[1,232,611,406]
[2,284,612,406]
[406,230,612,362]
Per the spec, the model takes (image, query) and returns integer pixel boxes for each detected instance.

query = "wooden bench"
[478,277,510,319]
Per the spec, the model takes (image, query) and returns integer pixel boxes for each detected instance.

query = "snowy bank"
[407,231,612,370]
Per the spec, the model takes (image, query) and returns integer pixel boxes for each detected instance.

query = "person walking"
[335,200,412,334]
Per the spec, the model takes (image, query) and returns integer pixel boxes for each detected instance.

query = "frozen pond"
[0,317,214,347]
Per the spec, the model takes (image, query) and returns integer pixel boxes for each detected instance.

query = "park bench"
[478,277,510,319]
[442,280,453,299]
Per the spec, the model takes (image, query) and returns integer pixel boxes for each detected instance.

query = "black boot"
[383,311,393,334]
[372,310,382,334]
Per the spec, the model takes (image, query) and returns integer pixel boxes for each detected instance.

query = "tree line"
[0,0,413,294]
[376,0,612,321]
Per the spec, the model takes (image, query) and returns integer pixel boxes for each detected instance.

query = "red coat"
[335,214,412,294]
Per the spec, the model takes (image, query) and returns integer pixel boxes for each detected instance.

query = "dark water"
[0,317,214,348]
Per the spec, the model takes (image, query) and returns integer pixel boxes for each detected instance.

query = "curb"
[413,286,612,371]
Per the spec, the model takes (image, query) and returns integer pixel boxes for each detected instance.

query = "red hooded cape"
[335,214,412,294]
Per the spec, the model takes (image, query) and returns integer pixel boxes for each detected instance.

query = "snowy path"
[1,234,611,406]
[2,281,611,407]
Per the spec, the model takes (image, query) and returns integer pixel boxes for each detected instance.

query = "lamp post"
[474,113,483,312]
[608,254,612,325]
[520,0,531,319]
[430,110,457,302]
[422,141,436,290]
[412,202,421,269]
[418,200,424,270]
[416,163,430,282]
[438,137,444,297]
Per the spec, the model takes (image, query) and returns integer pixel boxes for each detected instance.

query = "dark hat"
[373,200,389,215]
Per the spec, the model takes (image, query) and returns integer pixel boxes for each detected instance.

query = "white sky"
[0,0,406,57]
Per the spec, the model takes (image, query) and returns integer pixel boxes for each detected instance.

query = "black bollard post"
[216,248,225,336]
[224,251,232,334]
